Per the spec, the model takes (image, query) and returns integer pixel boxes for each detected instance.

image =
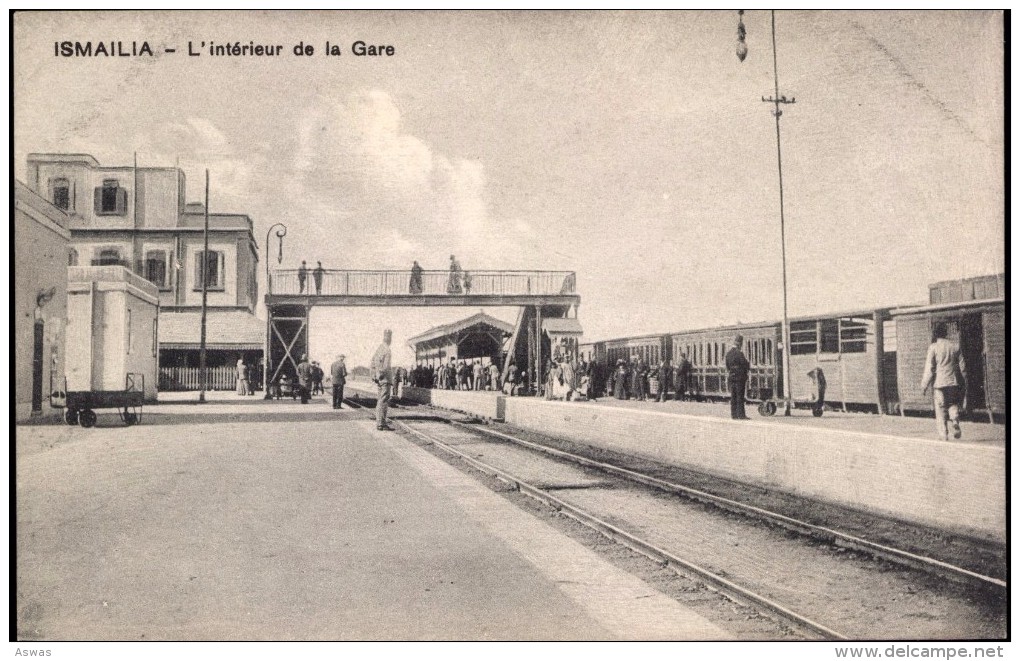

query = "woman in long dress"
[613,360,628,399]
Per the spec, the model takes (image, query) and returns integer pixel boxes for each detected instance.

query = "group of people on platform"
[410,358,508,393]
[599,353,694,404]
[272,355,345,406]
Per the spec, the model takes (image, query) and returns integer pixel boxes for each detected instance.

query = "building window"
[68,247,79,266]
[195,250,225,290]
[839,318,869,353]
[94,179,128,216]
[50,178,70,210]
[790,320,818,355]
[94,246,124,266]
[145,250,169,290]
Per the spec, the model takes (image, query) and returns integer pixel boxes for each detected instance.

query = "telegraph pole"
[739,10,797,415]
[199,169,210,403]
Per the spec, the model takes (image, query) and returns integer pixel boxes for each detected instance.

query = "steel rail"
[447,419,1007,593]
[394,418,845,641]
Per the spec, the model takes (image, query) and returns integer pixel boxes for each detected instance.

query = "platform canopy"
[159,309,264,350]
[407,312,514,366]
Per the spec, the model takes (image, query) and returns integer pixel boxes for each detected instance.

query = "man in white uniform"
[371,329,394,430]
[921,321,967,440]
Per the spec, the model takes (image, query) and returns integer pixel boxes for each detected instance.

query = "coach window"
[839,318,868,353]
[790,320,818,355]
[820,319,840,353]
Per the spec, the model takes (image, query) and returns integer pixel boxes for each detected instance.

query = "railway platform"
[394,385,1006,542]
[15,399,730,641]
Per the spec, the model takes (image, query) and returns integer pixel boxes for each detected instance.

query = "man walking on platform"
[921,322,968,440]
[371,329,394,430]
[298,260,308,293]
[330,354,348,409]
[725,335,750,419]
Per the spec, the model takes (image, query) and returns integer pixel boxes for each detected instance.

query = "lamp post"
[263,223,287,398]
[737,9,796,416]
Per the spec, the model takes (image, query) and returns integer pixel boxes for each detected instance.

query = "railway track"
[342,392,1005,640]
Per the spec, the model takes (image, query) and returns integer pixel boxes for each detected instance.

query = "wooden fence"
[159,365,264,392]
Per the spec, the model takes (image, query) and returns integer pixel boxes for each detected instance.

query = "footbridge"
[264,269,581,393]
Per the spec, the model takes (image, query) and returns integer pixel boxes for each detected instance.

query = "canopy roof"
[407,312,514,348]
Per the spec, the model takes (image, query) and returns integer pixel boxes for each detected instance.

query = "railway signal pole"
[738,10,796,415]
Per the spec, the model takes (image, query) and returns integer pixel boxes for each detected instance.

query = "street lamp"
[738,9,795,416]
[263,223,287,398]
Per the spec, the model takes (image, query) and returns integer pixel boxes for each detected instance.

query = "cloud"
[291,90,493,264]
[132,118,257,209]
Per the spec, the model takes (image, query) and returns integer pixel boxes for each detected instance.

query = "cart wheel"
[64,409,79,426]
[764,401,777,416]
[812,407,824,418]
[79,409,97,428]
[123,408,139,425]
[757,402,766,417]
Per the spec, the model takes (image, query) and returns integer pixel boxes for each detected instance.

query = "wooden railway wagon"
[603,333,671,368]
[785,308,892,413]
[890,297,1005,421]
[670,322,779,402]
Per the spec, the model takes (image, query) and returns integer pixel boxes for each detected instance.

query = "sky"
[13,10,1005,368]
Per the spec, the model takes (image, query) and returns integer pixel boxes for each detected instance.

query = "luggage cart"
[756,368,826,418]
[54,373,145,428]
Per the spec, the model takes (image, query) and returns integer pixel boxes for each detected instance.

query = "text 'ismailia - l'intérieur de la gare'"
[54,41,396,57]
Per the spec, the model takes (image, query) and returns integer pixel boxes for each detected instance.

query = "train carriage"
[603,334,671,369]
[670,322,780,402]
[890,298,1005,421]
[583,274,1003,421]
[785,308,892,413]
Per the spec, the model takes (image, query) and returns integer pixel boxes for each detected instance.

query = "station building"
[24,153,263,392]
[14,181,71,421]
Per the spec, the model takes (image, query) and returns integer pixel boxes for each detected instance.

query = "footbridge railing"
[269,269,576,298]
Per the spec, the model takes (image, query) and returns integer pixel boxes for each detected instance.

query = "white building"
[25,153,264,391]
[14,181,70,421]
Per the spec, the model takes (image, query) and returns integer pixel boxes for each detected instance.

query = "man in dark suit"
[330,355,348,409]
[725,335,750,419]
[656,359,673,402]
[674,352,691,401]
